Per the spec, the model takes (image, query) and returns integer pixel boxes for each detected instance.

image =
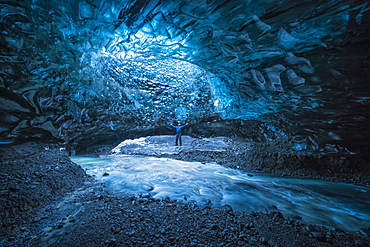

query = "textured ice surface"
[0,0,369,156]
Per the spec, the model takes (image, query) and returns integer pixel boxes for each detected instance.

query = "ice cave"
[1,0,370,246]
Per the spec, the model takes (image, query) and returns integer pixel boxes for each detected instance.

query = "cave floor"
[112,135,370,186]
[1,141,369,246]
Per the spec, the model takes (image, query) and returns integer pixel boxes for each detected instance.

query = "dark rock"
[260,237,269,245]
[220,204,233,214]
[311,232,327,242]
[305,225,317,232]
[210,224,218,230]
[359,227,370,237]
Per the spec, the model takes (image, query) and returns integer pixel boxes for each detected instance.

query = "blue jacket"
[172,125,187,134]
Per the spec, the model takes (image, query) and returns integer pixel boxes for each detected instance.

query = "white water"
[71,155,370,232]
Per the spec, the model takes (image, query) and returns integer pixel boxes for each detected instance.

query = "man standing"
[170,122,188,146]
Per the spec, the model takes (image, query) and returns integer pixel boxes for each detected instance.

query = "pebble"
[311,231,326,242]
[210,224,218,230]
[141,193,152,198]
[110,211,121,216]
[260,237,268,244]
[127,230,136,236]
[20,227,28,232]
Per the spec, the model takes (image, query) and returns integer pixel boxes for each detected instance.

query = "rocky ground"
[164,139,370,186]
[1,140,370,246]
[112,135,370,185]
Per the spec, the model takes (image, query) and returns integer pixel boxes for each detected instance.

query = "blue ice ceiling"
[0,0,369,155]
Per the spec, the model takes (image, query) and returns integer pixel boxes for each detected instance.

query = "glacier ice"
[0,0,369,157]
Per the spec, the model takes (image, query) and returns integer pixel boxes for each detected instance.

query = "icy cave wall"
[0,0,369,156]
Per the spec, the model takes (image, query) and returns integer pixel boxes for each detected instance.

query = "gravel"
[1,141,369,246]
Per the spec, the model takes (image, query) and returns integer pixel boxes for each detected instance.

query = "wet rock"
[311,231,327,242]
[106,238,117,246]
[359,227,370,237]
[305,225,317,232]
[220,204,233,214]
[20,227,28,232]
[210,224,218,230]
[260,237,269,245]
[245,222,254,230]
[110,211,121,216]
[272,211,283,220]
[141,193,152,198]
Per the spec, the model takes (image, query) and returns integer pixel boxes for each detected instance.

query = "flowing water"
[71,155,370,232]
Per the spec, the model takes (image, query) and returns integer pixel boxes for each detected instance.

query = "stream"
[71,155,370,232]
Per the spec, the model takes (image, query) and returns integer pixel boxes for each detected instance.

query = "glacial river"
[71,155,370,232]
